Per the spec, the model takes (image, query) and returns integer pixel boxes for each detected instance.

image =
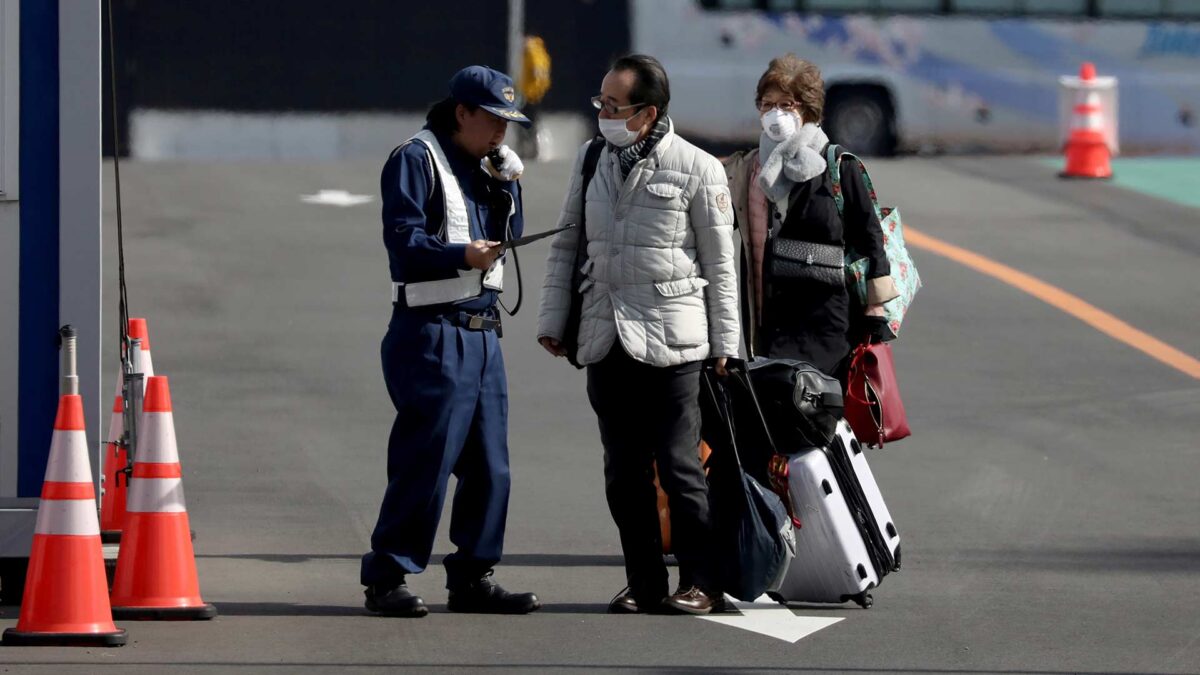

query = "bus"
[632,0,1200,154]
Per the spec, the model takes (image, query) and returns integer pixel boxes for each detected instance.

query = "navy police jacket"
[381,127,524,313]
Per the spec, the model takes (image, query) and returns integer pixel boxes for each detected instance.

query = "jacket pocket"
[578,277,595,294]
[654,277,709,297]
[644,183,685,199]
[654,277,710,347]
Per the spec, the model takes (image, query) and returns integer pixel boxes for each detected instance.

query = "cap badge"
[502,86,516,103]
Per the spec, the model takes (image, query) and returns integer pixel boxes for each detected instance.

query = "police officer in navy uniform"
[361,66,540,617]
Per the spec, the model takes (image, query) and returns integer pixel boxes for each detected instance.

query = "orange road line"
[905,226,1200,380]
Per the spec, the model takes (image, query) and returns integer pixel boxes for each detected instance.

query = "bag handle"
[847,343,885,447]
[726,365,802,528]
[700,369,746,474]
[826,144,883,222]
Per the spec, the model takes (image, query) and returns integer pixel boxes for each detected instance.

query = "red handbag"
[845,341,911,448]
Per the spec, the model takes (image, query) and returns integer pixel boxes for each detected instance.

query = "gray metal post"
[121,338,143,472]
[507,0,524,82]
[59,325,79,396]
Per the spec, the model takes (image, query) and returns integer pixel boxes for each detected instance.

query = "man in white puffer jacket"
[537,55,741,616]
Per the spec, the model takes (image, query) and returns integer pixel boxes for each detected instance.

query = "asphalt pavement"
[0,150,1197,674]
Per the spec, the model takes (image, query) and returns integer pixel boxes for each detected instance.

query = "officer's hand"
[465,240,502,271]
[539,336,567,357]
[483,145,525,182]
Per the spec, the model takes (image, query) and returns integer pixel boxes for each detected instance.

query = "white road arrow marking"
[300,189,374,207]
[699,595,843,643]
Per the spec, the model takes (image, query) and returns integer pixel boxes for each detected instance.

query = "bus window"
[1024,0,1087,14]
[880,0,943,10]
[1098,0,1163,16]
[951,0,1020,13]
[807,0,873,10]
[699,0,757,10]
[1166,0,1200,17]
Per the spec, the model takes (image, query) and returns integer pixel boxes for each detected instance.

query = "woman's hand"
[539,336,567,357]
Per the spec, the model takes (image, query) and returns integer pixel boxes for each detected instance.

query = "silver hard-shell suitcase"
[770,421,900,608]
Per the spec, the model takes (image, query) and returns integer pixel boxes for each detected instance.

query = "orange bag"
[656,441,712,554]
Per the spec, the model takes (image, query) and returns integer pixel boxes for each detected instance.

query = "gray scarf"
[613,115,670,179]
[756,123,830,205]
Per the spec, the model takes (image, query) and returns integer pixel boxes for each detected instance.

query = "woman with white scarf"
[722,55,898,386]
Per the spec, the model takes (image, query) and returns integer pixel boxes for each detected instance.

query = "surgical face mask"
[760,108,800,142]
[598,113,643,147]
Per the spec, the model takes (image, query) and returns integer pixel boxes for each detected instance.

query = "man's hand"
[539,336,567,357]
[714,357,729,377]
[465,240,502,271]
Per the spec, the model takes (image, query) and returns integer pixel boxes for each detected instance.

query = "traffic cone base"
[110,513,215,619]
[1,536,128,646]
[2,627,128,647]
[1060,136,1113,179]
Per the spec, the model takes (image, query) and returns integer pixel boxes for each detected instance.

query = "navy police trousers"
[361,307,510,590]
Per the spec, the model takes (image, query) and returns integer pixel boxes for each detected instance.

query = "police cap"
[449,65,533,129]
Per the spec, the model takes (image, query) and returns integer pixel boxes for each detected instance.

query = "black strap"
[565,137,607,369]
[576,136,606,257]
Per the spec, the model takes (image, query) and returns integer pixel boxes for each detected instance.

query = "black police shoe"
[364,582,428,618]
[447,572,541,614]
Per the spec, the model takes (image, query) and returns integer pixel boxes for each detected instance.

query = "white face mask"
[761,109,800,142]
[598,114,642,148]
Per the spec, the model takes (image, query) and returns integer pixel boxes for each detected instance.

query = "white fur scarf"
[756,123,831,206]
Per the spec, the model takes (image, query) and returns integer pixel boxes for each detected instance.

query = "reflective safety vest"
[391,130,511,308]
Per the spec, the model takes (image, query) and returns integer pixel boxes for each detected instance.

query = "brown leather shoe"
[607,587,639,614]
[663,586,722,615]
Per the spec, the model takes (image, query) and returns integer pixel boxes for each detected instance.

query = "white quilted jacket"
[537,122,742,367]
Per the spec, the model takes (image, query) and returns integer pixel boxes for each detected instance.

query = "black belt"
[392,303,501,335]
[444,311,502,335]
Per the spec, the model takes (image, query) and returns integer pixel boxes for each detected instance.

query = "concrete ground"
[1,151,1197,674]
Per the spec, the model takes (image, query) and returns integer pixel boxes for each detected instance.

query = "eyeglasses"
[756,99,799,113]
[591,95,646,116]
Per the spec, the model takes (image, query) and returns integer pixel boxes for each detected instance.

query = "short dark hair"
[611,54,670,117]
[425,96,479,136]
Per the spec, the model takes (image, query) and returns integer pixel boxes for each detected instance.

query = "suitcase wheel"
[853,592,873,609]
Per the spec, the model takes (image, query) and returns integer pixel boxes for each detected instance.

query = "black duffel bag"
[700,368,793,602]
[747,358,843,449]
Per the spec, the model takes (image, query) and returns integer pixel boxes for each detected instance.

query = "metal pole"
[507,0,524,80]
[59,325,79,396]
[120,337,142,477]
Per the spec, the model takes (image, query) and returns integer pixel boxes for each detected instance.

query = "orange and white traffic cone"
[1061,62,1113,179]
[109,376,216,620]
[99,395,129,541]
[1,394,127,646]
[101,318,154,543]
[125,317,155,385]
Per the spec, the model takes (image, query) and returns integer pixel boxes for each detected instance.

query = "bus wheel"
[825,86,896,157]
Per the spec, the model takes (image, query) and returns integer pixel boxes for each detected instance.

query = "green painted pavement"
[1042,156,1200,209]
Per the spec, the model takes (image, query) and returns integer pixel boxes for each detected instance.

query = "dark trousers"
[360,308,510,590]
[586,345,713,602]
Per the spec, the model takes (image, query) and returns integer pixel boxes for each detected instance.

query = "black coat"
[760,147,890,378]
